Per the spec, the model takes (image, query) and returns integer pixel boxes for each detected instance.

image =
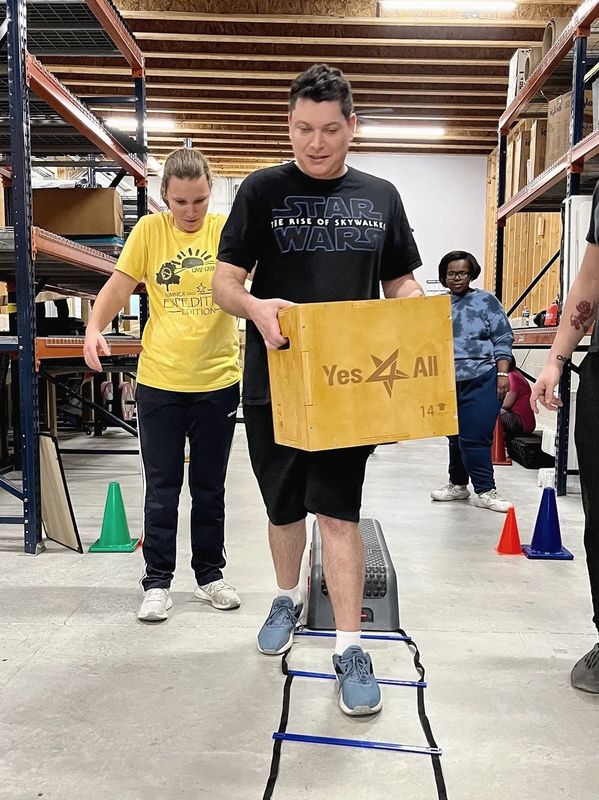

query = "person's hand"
[530,363,563,412]
[83,329,111,371]
[249,297,295,350]
[496,374,510,401]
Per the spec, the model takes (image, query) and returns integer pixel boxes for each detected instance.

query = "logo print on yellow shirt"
[156,248,215,291]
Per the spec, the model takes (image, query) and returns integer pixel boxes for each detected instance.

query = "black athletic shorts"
[243,403,371,526]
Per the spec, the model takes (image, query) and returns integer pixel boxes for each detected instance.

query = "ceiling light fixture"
[380,0,517,11]
[106,117,176,133]
[358,125,446,139]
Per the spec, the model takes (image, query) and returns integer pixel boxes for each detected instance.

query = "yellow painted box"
[267,295,458,451]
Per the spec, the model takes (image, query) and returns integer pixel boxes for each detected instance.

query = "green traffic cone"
[89,481,139,553]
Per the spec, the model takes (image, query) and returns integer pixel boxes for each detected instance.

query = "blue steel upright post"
[135,73,149,332]
[494,131,507,302]
[556,31,588,496]
[6,0,43,551]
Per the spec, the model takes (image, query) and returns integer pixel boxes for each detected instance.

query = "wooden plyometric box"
[267,296,458,451]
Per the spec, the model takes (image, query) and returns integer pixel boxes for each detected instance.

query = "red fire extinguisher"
[544,298,559,327]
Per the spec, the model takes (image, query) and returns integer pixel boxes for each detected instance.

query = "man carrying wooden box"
[213,64,423,716]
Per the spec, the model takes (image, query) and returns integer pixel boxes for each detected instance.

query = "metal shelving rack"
[494,0,599,495]
[0,0,146,552]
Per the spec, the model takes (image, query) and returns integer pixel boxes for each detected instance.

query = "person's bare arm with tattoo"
[531,242,599,412]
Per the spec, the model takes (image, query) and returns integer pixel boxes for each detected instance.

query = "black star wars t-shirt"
[584,181,599,352]
[217,161,422,404]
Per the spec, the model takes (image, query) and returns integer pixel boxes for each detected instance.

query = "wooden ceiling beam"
[148,137,496,146]
[145,132,496,144]
[86,100,501,121]
[142,51,508,67]
[97,114,497,130]
[121,10,552,28]
[66,84,505,109]
[72,80,507,97]
[50,65,509,84]
[132,32,539,48]
[106,99,506,112]
[149,142,493,152]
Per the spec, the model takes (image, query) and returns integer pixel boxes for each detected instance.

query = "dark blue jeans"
[136,382,240,590]
[448,366,501,495]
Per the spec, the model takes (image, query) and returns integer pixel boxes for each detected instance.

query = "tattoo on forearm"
[570,299,598,332]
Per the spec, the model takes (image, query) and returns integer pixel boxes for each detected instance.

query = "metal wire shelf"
[0,0,142,67]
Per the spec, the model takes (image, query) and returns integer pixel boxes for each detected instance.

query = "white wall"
[345,153,488,288]
[167,155,488,288]
[147,174,232,215]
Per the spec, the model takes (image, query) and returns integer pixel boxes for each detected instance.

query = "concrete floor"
[1,427,598,800]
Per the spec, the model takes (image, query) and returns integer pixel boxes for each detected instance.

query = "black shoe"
[570,644,599,693]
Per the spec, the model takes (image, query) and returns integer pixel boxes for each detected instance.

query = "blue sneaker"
[257,596,303,655]
[332,645,382,716]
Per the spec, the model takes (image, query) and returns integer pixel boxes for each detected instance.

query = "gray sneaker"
[256,596,303,655]
[332,645,382,716]
[571,644,599,693]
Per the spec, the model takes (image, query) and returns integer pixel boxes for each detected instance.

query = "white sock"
[335,630,362,656]
[277,583,302,608]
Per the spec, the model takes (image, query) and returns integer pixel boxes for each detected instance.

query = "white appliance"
[506,49,530,106]
[532,195,591,478]
[563,194,592,293]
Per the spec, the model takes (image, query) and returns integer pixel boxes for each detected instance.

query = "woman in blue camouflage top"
[431,250,514,513]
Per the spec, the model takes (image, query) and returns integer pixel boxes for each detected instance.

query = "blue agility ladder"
[261,628,448,800]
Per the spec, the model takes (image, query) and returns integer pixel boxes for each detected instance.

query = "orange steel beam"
[0,165,11,187]
[512,329,558,346]
[31,227,116,276]
[497,126,599,223]
[85,0,144,74]
[496,157,567,222]
[571,127,599,165]
[36,336,141,361]
[26,53,146,182]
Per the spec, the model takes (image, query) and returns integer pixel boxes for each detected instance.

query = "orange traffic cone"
[496,507,523,555]
[492,416,512,466]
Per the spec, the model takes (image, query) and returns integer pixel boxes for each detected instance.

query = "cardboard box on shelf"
[593,79,599,131]
[545,91,593,168]
[32,188,124,238]
[505,137,515,201]
[512,126,532,196]
[267,296,458,451]
[527,119,548,182]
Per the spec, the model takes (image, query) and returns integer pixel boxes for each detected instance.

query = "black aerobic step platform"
[307,517,400,631]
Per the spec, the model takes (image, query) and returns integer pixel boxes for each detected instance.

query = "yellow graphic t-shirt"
[115,212,240,392]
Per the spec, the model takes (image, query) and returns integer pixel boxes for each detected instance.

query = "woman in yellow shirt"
[84,149,241,622]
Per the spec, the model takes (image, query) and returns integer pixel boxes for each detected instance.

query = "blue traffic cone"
[522,487,574,560]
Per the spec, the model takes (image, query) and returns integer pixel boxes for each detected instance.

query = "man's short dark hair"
[438,250,482,286]
[289,64,354,120]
